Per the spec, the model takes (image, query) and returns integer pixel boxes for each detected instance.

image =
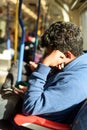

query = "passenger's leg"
[0,91,22,120]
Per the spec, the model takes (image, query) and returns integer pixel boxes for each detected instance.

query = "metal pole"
[6,1,11,49]
[14,0,19,62]
[17,0,25,82]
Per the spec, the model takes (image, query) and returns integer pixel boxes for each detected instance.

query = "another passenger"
[0,60,37,120]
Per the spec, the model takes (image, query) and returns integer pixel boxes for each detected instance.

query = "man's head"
[41,21,83,57]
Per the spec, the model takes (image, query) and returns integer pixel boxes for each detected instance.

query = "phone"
[15,81,28,89]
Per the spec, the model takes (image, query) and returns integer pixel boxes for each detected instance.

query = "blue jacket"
[22,53,87,123]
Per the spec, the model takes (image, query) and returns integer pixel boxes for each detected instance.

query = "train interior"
[0,0,87,86]
[0,0,87,129]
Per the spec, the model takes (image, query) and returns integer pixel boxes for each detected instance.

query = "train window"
[80,8,87,51]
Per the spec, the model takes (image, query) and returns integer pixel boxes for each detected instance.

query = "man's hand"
[42,50,66,70]
[29,61,38,71]
[14,85,28,94]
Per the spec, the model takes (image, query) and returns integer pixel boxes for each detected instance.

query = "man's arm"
[22,50,66,115]
[22,63,51,115]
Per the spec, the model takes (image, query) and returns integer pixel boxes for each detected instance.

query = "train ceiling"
[0,0,87,29]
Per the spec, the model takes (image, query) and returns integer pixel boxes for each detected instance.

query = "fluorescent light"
[22,4,37,19]
[9,0,37,19]
[71,0,79,10]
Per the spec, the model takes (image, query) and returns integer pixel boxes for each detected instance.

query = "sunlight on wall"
[62,9,70,22]
[0,20,6,37]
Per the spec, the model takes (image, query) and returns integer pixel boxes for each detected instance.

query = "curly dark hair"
[41,21,83,57]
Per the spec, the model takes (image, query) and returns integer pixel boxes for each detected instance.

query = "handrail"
[14,0,19,62]
[6,1,11,49]
[17,0,25,81]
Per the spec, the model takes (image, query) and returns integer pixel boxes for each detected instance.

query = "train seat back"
[14,99,87,130]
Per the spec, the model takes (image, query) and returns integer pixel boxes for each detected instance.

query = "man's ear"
[65,51,74,59]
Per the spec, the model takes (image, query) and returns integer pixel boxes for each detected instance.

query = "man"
[21,21,87,124]
[0,21,87,127]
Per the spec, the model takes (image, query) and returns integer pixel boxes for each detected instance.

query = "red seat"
[14,114,70,130]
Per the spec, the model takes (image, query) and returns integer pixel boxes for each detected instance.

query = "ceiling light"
[8,0,37,19]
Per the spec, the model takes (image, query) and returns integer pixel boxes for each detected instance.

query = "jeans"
[71,100,87,130]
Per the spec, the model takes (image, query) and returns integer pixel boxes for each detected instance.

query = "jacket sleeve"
[22,63,51,115]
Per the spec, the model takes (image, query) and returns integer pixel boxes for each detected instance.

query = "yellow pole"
[14,0,18,62]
